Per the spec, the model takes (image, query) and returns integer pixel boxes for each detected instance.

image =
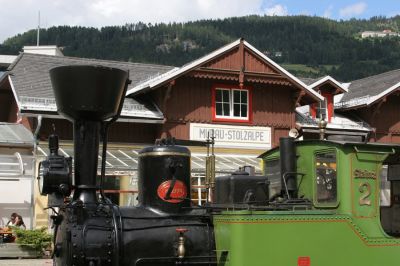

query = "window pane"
[241,104,247,117]
[233,90,240,103]
[216,90,222,102]
[233,103,240,117]
[315,152,337,204]
[216,103,223,115]
[222,90,230,102]
[223,103,230,116]
[316,99,327,119]
[241,91,247,103]
[380,165,390,206]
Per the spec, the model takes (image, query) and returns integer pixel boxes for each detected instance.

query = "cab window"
[264,159,281,199]
[315,152,337,204]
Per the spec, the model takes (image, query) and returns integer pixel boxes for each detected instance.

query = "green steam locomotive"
[213,138,400,266]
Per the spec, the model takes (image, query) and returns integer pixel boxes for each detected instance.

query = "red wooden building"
[0,39,324,226]
[127,38,323,148]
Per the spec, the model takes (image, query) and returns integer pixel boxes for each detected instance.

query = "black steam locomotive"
[38,66,213,266]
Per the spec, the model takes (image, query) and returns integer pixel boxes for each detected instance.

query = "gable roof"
[127,38,324,104]
[307,76,348,94]
[5,53,174,121]
[336,69,400,110]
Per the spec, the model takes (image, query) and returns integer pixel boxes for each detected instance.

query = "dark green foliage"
[14,227,52,253]
[1,15,399,81]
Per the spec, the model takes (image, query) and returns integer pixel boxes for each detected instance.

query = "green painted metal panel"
[214,214,400,266]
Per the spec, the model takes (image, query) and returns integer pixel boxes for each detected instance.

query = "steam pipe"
[72,120,101,203]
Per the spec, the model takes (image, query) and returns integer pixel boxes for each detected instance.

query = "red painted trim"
[211,83,252,124]
[310,104,317,118]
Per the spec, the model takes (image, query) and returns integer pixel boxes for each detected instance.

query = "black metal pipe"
[279,137,297,198]
[72,120,101,203]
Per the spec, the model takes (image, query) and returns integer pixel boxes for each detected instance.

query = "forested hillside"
[1,15,400,81]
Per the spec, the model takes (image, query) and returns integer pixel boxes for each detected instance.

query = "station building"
[0,39,324,227]
[3,39,399,228]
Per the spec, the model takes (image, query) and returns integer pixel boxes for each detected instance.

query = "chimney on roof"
[23,45,64,56]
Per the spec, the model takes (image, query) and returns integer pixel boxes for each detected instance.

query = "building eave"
[127,39,242,96]
[128,38,324,103]
[308,75,348,94]
[243,41,324,102]
[366,81,400,106]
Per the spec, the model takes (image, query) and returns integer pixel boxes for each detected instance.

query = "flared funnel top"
[50,65,129,121]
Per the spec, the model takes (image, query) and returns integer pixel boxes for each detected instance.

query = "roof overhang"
[308,75,348,94]
[366,81,400,106]
[37,142,262,175]
[336,81,400,110]
[127,39,324,104]
[18,96,165,123]
[0,123,34,148]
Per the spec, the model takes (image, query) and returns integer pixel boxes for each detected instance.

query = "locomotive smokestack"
[50,65,129,203]
[279,137,297,199]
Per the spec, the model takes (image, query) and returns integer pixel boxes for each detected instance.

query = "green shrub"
[14,227,52,253]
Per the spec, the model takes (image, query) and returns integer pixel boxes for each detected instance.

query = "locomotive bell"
[138,143,191,213]
[50,65,128,121]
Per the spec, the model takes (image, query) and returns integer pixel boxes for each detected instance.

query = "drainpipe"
[34,115,43,150]
[32,115,42,229]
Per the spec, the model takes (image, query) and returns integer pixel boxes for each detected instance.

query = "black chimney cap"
[50,65,129,122]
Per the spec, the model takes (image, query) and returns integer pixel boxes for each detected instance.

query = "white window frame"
[215,88,249,120]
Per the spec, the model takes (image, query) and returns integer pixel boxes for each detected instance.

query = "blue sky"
[261,0,400,19]
[0,0,399,43]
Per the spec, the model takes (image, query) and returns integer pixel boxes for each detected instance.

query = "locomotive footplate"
[135,255,219,265]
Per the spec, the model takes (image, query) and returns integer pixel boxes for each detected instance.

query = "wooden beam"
[294,90,306,107]
[371,97,386,122]
[239,38,245,88]
[162,80,175,116]
[195,68,283,79]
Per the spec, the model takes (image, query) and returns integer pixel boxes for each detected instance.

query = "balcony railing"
[334,95,370,109]
[19,96,163,118]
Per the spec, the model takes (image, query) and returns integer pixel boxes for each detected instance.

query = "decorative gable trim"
[308,76,348,94]
[127,39,324,103]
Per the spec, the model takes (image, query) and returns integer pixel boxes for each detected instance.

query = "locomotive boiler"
[39,64,400,266]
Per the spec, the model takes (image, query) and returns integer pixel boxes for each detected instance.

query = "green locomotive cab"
[213,139,400,266]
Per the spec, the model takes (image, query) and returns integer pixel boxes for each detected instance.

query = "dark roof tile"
[8,53,174,99]
[339,69,400,104]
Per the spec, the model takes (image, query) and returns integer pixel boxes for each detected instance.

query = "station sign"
[190,123,271,149]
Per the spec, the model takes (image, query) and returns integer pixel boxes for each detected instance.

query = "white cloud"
[323,5,334,18]
[264,4,288,16]
[339,2,367,18]
[0,0,267,43]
